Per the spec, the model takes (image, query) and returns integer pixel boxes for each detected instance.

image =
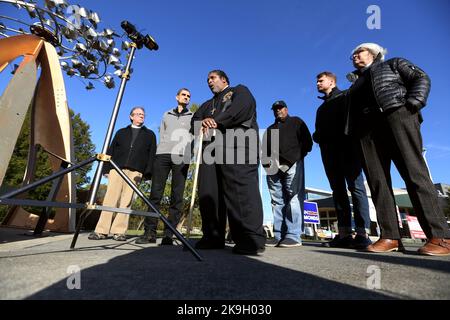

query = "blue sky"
[1,1,449,219]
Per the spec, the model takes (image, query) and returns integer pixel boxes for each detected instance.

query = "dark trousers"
[144,154,189,237]
[359,106,450,239]
[216,163,266,249]
[198,163,227,241]
[198,161,266,249]
[320,138,371,233]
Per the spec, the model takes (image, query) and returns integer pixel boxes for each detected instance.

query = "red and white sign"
[406,215,427,239]
[396,206,403,228]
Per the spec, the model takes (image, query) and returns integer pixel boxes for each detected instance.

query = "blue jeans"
[267,160,305,242]
[320,140,371,235]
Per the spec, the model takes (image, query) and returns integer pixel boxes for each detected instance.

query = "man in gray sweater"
[136,88,193,244]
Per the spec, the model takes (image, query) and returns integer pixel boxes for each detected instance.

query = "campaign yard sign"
[304,201,319,224]
[406,215,427,239]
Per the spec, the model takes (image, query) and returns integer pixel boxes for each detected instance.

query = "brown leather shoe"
[418,238,450,256]
[366,239,402,253]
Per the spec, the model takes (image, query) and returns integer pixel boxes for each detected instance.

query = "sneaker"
[322,235,353,248]
[113,234,127,241]
[232,245,265,255]
[160,236,174,246]
[353,235,373,249]
[278,238,302,248]
[135,234,157,244]
[265,238,280,247]
[88,232,107,240]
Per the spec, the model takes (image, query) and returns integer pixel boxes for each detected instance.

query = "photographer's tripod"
[0,22,202,261]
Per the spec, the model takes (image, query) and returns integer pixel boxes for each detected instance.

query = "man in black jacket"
[262,100,312,247]
[89,106,156,241]
[314,71,371,249]
[348,42,450,255]
[191,70,266,255]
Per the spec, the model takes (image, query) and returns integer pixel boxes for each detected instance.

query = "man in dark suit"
[191,70,266,255]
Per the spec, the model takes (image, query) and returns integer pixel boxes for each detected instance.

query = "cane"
[186,128,204,238]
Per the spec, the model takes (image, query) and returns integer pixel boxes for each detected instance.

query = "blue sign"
[304,201,319,224]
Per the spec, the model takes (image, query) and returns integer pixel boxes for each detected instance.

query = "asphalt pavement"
[1,227,449,300]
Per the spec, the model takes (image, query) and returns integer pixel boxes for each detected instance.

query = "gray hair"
[130,106,145,115]
[129,106,145,123]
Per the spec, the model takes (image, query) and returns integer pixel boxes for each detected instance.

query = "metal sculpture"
[0,0,127,232]
[0,1,202,260]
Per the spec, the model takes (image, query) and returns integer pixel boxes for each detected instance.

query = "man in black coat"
[262,100,312,248]
[89,106,156,241]
[191,70,266,255]
[348,42,450,255]
[313,71,371,249]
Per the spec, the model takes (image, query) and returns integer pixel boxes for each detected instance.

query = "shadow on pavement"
[26,245,396,300]
[0,227,67,244]
[313,249,450,274]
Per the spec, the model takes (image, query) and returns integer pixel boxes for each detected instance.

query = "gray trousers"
[359,106,450,239]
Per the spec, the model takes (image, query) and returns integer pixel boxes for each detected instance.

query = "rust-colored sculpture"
[0,34,75,232]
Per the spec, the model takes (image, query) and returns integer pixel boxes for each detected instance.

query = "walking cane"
[186,128,204,238]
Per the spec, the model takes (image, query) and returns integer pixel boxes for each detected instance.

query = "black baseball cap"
[271,100,287,109]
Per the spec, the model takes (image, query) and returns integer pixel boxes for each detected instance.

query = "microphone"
[121,21,158,51]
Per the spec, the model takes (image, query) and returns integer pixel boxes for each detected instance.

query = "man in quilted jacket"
[347,42,450,256]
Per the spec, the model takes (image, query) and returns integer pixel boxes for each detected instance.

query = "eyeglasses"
[132,113,145,116]
[350,48,367,60]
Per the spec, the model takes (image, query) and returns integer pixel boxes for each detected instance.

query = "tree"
[190,103,199,113]
[0,108,96,220]
[128,164,201,234]
[70,109,96,188]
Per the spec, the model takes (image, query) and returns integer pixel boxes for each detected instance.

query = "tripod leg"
[34,161,69,235]
[109,160,203,261]
[0,157,96,199]
[70,208,91,249]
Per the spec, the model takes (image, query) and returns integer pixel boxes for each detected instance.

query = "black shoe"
[135,235,157,244]
[88,232,107,240]
[353,235,373,249]
[322,235,353,248]
[161,236,174,246]
[265,238,280,247]
[232,244,265,255]
[113,234,127,241]
[195,237,225,249]
[225,232,234,244]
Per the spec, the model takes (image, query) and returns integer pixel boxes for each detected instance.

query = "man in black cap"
[262,100,312,247]
[191,69,266,255]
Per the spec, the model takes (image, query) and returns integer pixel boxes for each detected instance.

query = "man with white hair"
[346,42,450,256]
